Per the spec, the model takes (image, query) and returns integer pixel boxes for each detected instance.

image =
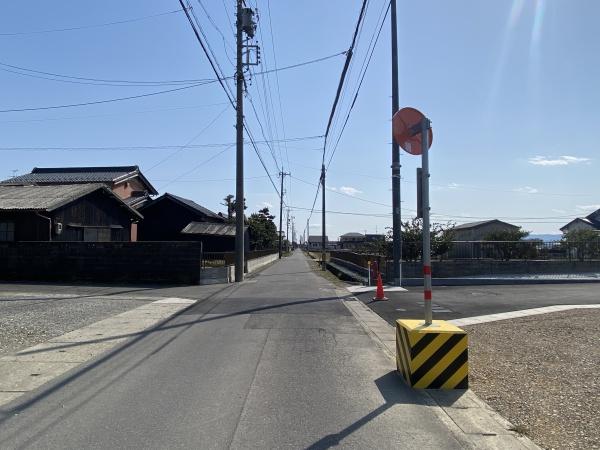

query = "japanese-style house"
[137,193,244,252]
[1,166,158,240]
[0,184,142,242]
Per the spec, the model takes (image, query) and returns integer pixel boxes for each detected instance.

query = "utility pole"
[321,164,326,270]
[286,208,290,252]
[390,0,402,286]
[234,2,257,282]
[278,171,289,258]
[306,218,309,251]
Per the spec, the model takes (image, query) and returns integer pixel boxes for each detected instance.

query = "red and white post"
[420,117,433,325]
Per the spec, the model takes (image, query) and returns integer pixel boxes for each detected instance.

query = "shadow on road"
[306,371,434,449]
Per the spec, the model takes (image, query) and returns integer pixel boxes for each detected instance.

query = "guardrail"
[332,240,600,263]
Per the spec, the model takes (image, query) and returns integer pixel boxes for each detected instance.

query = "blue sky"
[0,1,598,239]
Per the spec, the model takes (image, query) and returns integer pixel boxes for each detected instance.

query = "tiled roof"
[1,166,158,195]
[143,193,223,220]
[181,222,237,236]
[0,184,142,218]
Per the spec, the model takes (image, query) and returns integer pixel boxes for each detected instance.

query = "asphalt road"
[356,283,600,326]
[0,251,465,449]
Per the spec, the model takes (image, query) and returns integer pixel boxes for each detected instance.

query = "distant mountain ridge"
[526,234,562,242]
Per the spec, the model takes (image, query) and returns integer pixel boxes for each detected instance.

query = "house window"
[0,222,15,241]
[83,227,111,242]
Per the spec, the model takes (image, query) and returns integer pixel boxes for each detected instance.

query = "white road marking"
[450,304,600,326]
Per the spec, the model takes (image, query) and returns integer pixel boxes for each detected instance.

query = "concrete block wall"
[0,241,203,284]
[246,252,278,273]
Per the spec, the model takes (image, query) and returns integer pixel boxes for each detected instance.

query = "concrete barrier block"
[396,319,468,389]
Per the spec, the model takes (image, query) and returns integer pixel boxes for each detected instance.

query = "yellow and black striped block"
[396,319,468,389]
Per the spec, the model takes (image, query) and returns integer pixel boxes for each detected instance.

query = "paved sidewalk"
[0,252,537,449]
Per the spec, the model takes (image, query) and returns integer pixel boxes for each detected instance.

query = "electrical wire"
[0,135,325,152]
[326,0,390,169]
[178,0,235,107]
[158,145,235,190]
[0,9,185,36]
[146,105,230,171]
[0,81,215,113]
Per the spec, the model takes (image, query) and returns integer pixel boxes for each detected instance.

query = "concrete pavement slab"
[0,361,79,392]
[2,341,119,363]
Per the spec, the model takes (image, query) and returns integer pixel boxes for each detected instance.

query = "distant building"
[452,220,520,241]
[449,219,521,259]
[338,232,385,250]
[1,166,158,240]
[339,232,364,250]
[560,208,600,234]
[0,184,142,242]
[308,235,328,251]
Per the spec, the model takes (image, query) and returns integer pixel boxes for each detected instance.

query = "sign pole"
[420,118,432,326]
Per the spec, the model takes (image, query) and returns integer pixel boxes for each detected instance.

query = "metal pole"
[234,0,245,282]
[278,171,285,259]
[391,0,402,286]
[421,118,432,325]
[321,164,326,270]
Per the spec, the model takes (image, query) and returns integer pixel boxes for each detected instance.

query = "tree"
[247,207,278,250]
[482,228,530,260]
[221,194,247,222]
[561,229,600,261]
[399,218,456,261]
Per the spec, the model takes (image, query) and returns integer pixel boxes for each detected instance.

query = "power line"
[291,175,391,207]
[195,0,236,59]
[158,145,234,190]
[179,0,235,107]
[151,174,274,183]
[326,0,391,169]
[187,1,236,99]
[0,9,185,36]
[0,134,325,151]
[0,80,215,113]
[0,51,346,111]
[246,93,281,173]
[0,61,212,87]
[322,0,369,163]
[146,105,230,171]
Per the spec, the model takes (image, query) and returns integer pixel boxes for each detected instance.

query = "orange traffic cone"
[373,273,387,301]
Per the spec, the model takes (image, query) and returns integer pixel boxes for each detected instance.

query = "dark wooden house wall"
[0,211,50,241]
[138,199,205,241]
[137,198,235,251]
[52,190,133,241]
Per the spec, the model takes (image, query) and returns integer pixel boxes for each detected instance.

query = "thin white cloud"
[448,183,461,189]
[576,204,600,212]
[528,155,591,166]
[339,186,363,196]
[260,201,273,209]
[551,208,566,214]
[514,186,539,194]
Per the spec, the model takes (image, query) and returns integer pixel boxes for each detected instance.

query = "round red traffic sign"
[392,107,433,155]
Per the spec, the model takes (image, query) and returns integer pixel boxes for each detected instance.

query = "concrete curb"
[338,290,541,450]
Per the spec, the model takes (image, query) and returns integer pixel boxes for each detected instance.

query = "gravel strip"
[464,309,599,450]
[0,292,153,357]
